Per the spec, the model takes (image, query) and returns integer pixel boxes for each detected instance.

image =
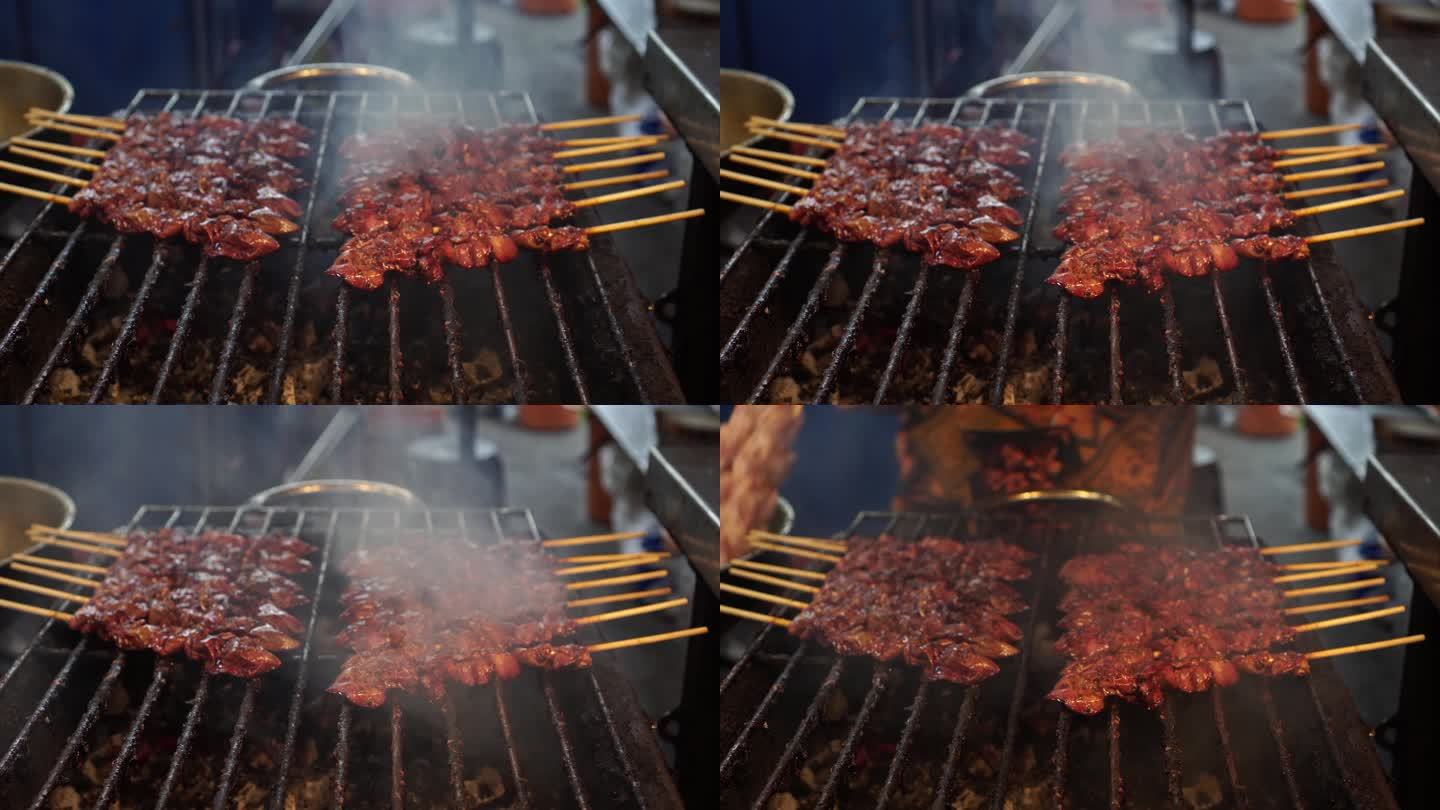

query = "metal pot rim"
[0,475,77,530]
[0,60,76,147]
[243,63,420,92]
[965,71,1138,99]
[246,478,424,509]
[721,68,796,151]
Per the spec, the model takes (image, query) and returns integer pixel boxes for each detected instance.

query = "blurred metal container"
[0,60,74,147]
[721,68,794,151]
[243,62,419,93]
[966,70,1138,100]
[0,477,75,561]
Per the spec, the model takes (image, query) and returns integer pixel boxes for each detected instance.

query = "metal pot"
[243,63,420,93]
[0,476,75,561]
[965,71,1138,101]
[247,479,424,510]
[720,68,795,152]
[0,60,75,147]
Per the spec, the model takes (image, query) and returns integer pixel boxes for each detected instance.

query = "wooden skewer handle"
[553,137,666,159]
[561,169,668,192]
[720,169,810,197]
[13,553,109,575]
[729,145,830,168]
[10,137,108,160]
[1259,538,1363,555]
[729,557,829,581]
[555,555,668,576]
[585,208,704,236]
[749,539,841,563]
[9,146,100,173]
[1282,594,1389,616]
[1278,559,1387,570]
[10,562,102,588]
[0,596,73,621]
[565,569,668,591]
[25,116,123,142]
[1270,146,1382,168]
[1282,576,1385,598]
[0,159,89,188]
[561,152,665,174]
[1306,217,1424,245]
[0,180,71,206]
[574,596,688,625]
[27,108,126,131]
[0,575,89,603]
[572,179,685,209]
[588,626,708,652]
[1291,604,1405,632]
[720,582,809,610]
[728,568,822,594]
[747,126,842,150]
[727,153,822,180]
[29,525,128,547]
[541,530,647,548]
[562,551,670,563]
[1291,189,1404,218]
[32,535,123,558]
[720,604,792,627]
[1282,161,1384,182]
[1260,122,1364,140]
[566,587,672,608]
[1305,634,1424,660]
[1281,179,1388,200]
[540,113,643,132]
[721,190,794,214]
[1272,562,1386,583]
[746,116,847,138]
[748,530,847,552]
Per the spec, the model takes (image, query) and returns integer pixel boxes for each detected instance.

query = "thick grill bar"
[719,511,1399,809]
[0,506,680,809]
[720,97,1400,404]
[0,89,683,404]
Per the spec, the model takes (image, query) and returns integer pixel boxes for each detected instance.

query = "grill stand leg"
[670,166,718,403]
[677,580,718,808]
[1387,170,1440,401]
[1393,586,1439,807]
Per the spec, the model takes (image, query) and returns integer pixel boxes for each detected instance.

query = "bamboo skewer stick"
[728,568,822,594]
[9,563,101,588]
[727,153,822,180]
[720,169,810,196]
[565,570,668,591]
[573,597,688,625]
[746,126,842,150]
[566,587,672,608]
[1291,189,1404,217]
[1260,123,1364,140]
[1272,562,1390,583]
[11,137,108,159]
[562,552,670,563]
[29,525,127,547]
[554,555,668,575]
[560,135,648,146]
[13,554,108,574]
[30,536,124,558]
[588,625,708,652]
[1282,161,1385,182]
[749,540,842,563]
[1279,143,1380,155]
[561,152,665,174]
[720,582,809,610]
[1270,146,1384,168]
[541,530,647,548]
[0,598,72,622]
[747,530,847,553]
[747,116,847,138]
[0,575,90,603]
[1291,605,1406,633]
[0,181,71,206]
[585,208,705,236]
[1282,594,1389,615]
[1281,179,1388,200]
[9,146,99,172]
[561,169,668,191]
[1282,577,1385,598]
[1258,539,1364,555]
[1276,559,1385,572]
[729,145,830,167]
[1306,217,1425,244]
[720,604,792,627]
[23,116,123,142]
[1305,634,1424,660]
[572,179,685,208]
[27,108,126,131]
[0,159,89,188]
[721,190,793,214]
[553,137,667,159]
[729,558,828,581]
[539,113,643,132]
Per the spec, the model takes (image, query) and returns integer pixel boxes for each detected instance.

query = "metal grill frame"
[0,89,684,404]
[719,510,1401,810]
[719,96,1401,404]
[0,505,681,809]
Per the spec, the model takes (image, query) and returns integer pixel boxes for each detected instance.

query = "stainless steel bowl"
[0,60,75,147]
[243,62,420,93]
[966,71,1138,101]
[0,477,76,561]
[247,479,424,509]
[720,68,795,152]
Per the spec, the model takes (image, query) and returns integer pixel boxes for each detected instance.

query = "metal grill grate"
[719,97,1400,404]
[0,90,683,404]
[719,510,1400,810]
[0,506,680,809]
